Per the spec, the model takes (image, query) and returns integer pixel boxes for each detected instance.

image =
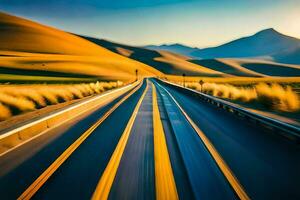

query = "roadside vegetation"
[183,81,300,112]
[0,81,123,121]
[166,75,300,84]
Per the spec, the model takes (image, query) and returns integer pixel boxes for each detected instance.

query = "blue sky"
[0,0,299,47]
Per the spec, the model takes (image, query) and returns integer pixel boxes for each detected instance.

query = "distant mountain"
[191,28,300,63]
[144,29,300,64]
[144,43,198,56]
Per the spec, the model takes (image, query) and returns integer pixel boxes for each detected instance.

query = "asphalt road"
[157,79,300,200]
[0,78,299,200]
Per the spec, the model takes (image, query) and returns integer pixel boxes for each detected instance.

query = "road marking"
[0,82,140,157]
[0,82,138,141]
[18,81,144,200]
[157,82,250,200]
[92,82,149,200]
[152,83,179,200]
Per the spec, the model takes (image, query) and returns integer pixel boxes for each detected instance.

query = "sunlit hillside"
[79,36,226,77]
[1,12,299,84]
[226,58,300,77]
[80,35,300,81]
[189,58,300,78]
[189,59,265,77]
[0,12,162,82]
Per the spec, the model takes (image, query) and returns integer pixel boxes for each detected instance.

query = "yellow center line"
[157,83,250,200]
[18,81,143,200]
[152,83,179,200]
[91,82,149,200]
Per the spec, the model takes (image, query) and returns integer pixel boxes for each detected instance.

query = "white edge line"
[0,82,137,140]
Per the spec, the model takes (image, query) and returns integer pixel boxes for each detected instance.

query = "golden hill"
[188,58,300,77]
[1,12,299,82]
[79,36,227,77]
[223,58,300,77]
[81,36,300,79]
[0,12,162,81]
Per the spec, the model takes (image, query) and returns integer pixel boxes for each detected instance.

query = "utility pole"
[199,79,204,93]
[182,73,186,87]
[135,69,138,81]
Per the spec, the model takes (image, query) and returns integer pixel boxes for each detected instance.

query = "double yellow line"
[152,84,178,200]
[18,81,144,200]
[92,82,178,200]
[92,83,149,199]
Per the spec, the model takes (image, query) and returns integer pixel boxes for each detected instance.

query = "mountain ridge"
[191,28,300,59]
[145,43,198,56]
[79,35,225,77]
[145,28,300,64]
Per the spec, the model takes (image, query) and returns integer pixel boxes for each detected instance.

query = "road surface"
[0,78,299,200]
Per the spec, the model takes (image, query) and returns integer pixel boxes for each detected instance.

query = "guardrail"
[0,81,141,155]
[158,79,300,143]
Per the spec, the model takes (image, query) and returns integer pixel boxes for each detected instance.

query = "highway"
[0,78,299,200]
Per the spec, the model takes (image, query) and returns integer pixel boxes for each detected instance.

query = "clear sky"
[0,0,299,47]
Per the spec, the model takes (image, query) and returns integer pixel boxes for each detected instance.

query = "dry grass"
[255,83,299,111]
[166,75,300,85]
[0,103,11,121]
[184,82,300,112]
[0,81,123,121]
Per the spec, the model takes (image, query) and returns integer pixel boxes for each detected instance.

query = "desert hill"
[80,36,225,77]
[189,58,300,77]
[0,12,162,81]
[1,12,299,81]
